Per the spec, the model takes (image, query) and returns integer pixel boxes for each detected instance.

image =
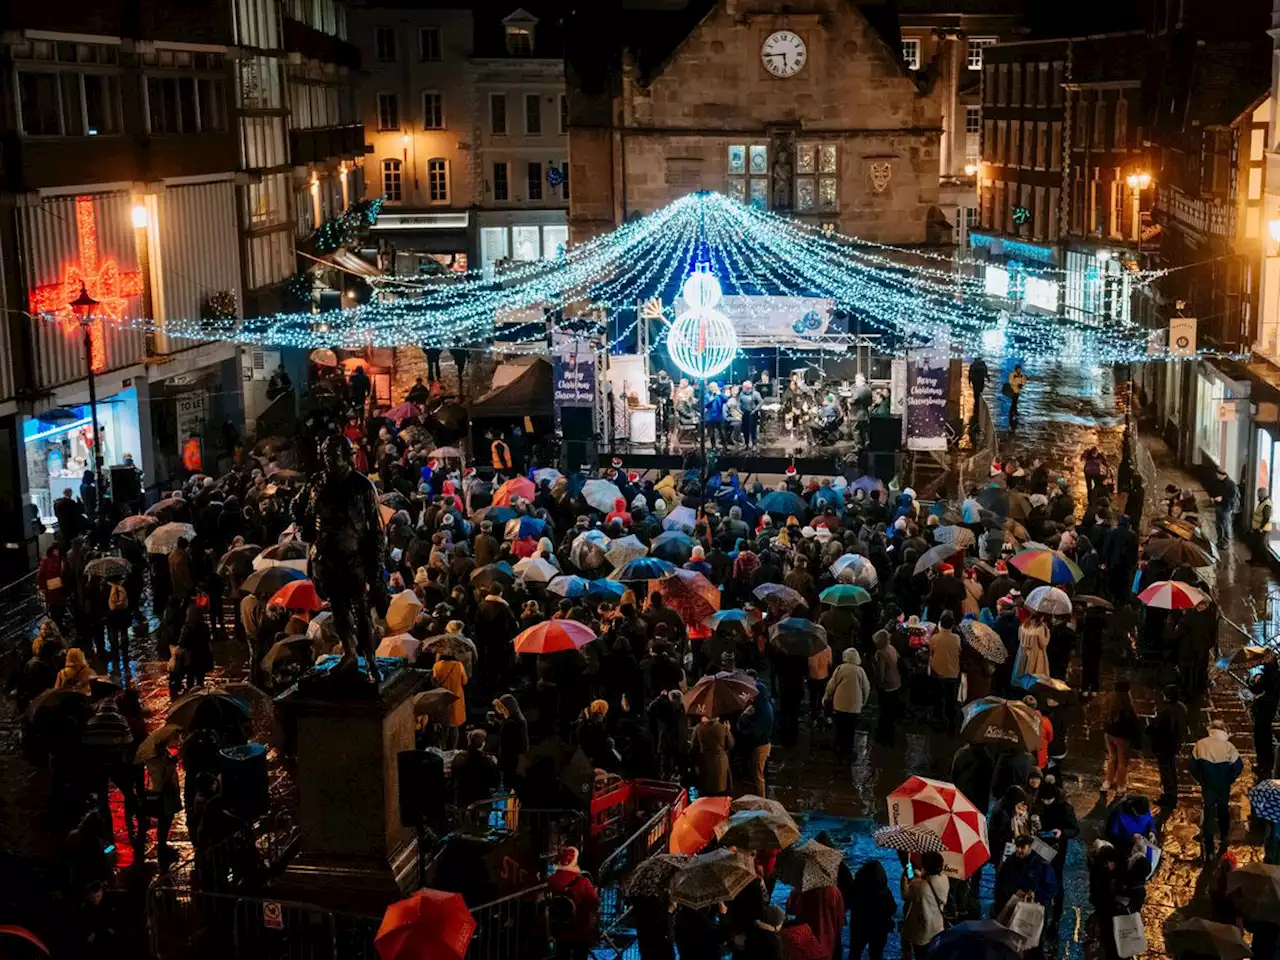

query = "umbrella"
[1074,594,1114,610]
[1218,646,1275,670]
[473,505,518,527]
[375,888,476,960]
[957,620,1007,664]
[650,530,697,564]
[1013,674,1075,706]
[266,466,303,483]
[309,348,338,366]
[1023,585,1072,616]
[423,633,477,660]
[514,557,559,584]
[662,505,699,534]
[1152,516,1218,553]
[914,543,962,575]
[470,562,515,588]
[605,534,648,567]
[427,446,463,460]
[715,810,800,851]
[780,924,828,960]
[960,697,1042,752]
[623,853,691,898]
[166,689,251,730]
[134,723,183,763]
[776,839,844,892]
[240,565,307,599]
[1163,918,1250,960]
[1138,580,1209,610]
[217,544,262,579]
[252,541,309,573]
[262,635,317,672]
[267,579,324,612]
[655,569,720,622]
[221,682,272,706]
[493,477,535,506]
[588,579,625,599]
[819,584,872,607]
[610,557,677,583]
[413,688,460,717]
[386,590,424,634]
[929,920,1025,960]
[1250,779,1280,822]
[685,671,758,718]
[830,554,878,587]
[1009,549,1083,585]
[851,475,887,496]
[1144,535,1216,568]
[112,515,157,537]
[760,490,808,519]
[670,796,732,855]
[85,556,130,581]
[505,516,547,540]
[145,498,189,522]
[873,824,948,854]
[730,795,790,817]
[570,530,612,569]
[752,582,805,611]
[670,849,756,909]
[375,633,421,661]
[886,775,990,879]
[547,575,590,598]
[933,525,977,549]
[769,618,829,657]
[1226,862,1280,921]
[23,687,90,726]
[513,620,597,654]
[581,478,624,514]
[532,467,563,486]
[515,737,597,804]
[145,522,197,555]
[705,609,757,633]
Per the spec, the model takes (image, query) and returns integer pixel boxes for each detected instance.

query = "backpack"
[108,582,129,611]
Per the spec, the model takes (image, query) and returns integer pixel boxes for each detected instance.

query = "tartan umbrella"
[112,515,157,537]
[820,584,872,608]
[1023,585,1072,616]
[145,522,198,555]
[513,620,597,654]
[957,620,1007,664]
[1163,918,1250,960]
[715,810,800,851]
[753,582,805,611]
[1226,862,1280,921]
[610,557,677,583]
[375,889,476,960]
[960,697,1042,752]
[776,839,844,892]
[934,525,977,549]
[1249,779,1280,822]
[914,543,962,575]
[830,554,878,587]
[669,797,732,855]
[669,849,756,909]
[1144,535,1215,568]
[605,535,649,568]
[650,530,697,564]
[1009,549,1083,585]
[655,569,720,622]
[685,671,758,718]
[873,824,948,854]
[623,853,691,899]
[492,477,535,506]
[886,775,990,879]
[1138,580,1209,610]
[769,618,829,657]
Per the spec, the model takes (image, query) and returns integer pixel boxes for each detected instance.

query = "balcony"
[1,131,239,192]
[283,16,360,70]
[288,124,365,166]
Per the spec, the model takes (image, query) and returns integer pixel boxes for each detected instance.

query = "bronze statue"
[296,435,385,686]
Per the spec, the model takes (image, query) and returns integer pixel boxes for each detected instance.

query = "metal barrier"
[467,884,552,960]
[160,810,299,894]
[0,572,43,652]
[462,796,588,860]
[595,803,677,933]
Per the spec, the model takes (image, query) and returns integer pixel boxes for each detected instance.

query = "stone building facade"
[567,0,945,245]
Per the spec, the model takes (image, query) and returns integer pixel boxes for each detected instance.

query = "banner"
[1169,317,1197,357]
[905,337,949,452]
[552,333,595,421]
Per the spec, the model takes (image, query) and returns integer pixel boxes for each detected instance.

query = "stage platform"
[597,450,850,477]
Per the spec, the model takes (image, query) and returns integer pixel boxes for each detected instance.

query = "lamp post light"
[1123,171,1152,429]
[70,283,106,504]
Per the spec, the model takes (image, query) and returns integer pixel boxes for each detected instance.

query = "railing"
[594,804,676,932]
[467,884,552,960]
[161,810,299,894]
[0,572,43,652]
[461,796,588,861]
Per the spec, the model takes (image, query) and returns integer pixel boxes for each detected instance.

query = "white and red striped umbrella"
[1137,579,1209,610]
[886,776,990,879]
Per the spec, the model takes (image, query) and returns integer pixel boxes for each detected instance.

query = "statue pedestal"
[273,660,423,914]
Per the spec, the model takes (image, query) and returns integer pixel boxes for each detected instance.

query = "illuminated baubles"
[667,267,738,380]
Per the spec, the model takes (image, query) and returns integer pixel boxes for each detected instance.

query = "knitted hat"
[445,620,464,635]
[691,545,706,560]
[611,457,623,468]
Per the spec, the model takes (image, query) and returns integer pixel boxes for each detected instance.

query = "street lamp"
[1123,171,1153,431]
[70,283,106,508]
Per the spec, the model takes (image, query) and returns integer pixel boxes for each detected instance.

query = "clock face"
[761,30,807,78]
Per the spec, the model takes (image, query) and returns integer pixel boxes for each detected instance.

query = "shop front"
[1191,361,1251,482]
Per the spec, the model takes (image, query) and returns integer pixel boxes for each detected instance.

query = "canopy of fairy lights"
[49,191,1196,364]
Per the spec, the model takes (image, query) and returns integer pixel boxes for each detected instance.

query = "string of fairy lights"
[40,191,1244,365]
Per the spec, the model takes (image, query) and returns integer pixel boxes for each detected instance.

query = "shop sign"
[176,394,208,454]
[1169,317,1197,356]
[1217,400,1239,422]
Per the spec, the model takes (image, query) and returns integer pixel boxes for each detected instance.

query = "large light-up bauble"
[667,268,738,380]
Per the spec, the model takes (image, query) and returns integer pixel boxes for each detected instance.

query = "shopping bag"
[1031,837,1057,863]
[44,577,62,591]
[1112,912,1147,958]
[1008,900,1045,949]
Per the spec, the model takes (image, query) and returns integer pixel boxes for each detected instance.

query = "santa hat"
[938,563,954,575]
[554,846,581,870]
[785,465,797,477]
[463,466,476,478]
[991,460,1004,476]
[427,458,438,470]
[611,457,623,468]
[628,471,640,484]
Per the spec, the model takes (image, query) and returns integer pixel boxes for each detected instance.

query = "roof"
[1181,41,1271,129]
[468,357,554,419]
[470,0,566,58]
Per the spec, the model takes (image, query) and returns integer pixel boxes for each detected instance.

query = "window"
[727,144,769,207]
[197,77,226,131]
[967,38,996,71]
[422,91,443,129]
[1021,120,1034,168]
[1092,98,1107,148]
[543,225,568,259]
[559,94,568,134]
[505,25,533,55]
[902,38,920,70]
[18,72,60,135]
[512,225,539,260]
[525,93,541,134]
[375,27,396,62]
[491,94,507,134]
[527,161,543,201]
[795,143,838,212]
[1114,98,1128,150]
[965,106,981,164]
[428,158,448,202]
[147,76,197,133]
[382,158,402,201]
[493,161,509,201]
[1011,65,1021,109]
[419,26,441,61]
[377,92,398,131]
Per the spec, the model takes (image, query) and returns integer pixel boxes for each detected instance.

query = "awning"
[319,249,382,278]
[469,357,553,419]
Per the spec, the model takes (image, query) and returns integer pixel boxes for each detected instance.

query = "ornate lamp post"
[70,283,106,502]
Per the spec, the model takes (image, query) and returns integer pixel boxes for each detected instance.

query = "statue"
[296,435,386,689]
[772,143,793,211]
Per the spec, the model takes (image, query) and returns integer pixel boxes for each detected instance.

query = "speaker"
[218,743,269,820]
[109,465,141,504]
[868,415,902,453]
[561,406,593,441]
[398,748,446,828]
[866,451,899,483]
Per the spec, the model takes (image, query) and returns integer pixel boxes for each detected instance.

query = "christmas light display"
[666,265,738,380]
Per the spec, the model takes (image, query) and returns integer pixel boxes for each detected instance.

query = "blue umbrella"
[504,516,548,540]
[1250,780,1280,822]
[705,609,754,633]
[609,557,678,583]
[474,505,518,525]
[587,579,626,599]
[929,920,1023,960]
[548,575,590,598]
[851,475,887,496]
[714,486,760,526]
[759,490,807,519]
[811,486,842,510]
[651,530,696,563]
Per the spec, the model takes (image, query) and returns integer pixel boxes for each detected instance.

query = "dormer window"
[503,9,537,56]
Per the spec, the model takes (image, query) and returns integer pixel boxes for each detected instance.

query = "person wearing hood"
[547,846,600,958]
[872,630,901,747]
[824,647,871,760]
[54,645,94,692]
[431,653,468,749]
[1191,720,1243,861]
[1034,782,1080,930]
[606,497,632,528]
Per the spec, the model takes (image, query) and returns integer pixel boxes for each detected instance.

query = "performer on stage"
[651,369,674,436]
[739,380,763,452]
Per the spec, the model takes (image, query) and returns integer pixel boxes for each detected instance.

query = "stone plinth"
[273,660,423,913]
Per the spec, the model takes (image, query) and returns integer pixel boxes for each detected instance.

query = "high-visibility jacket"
[182,438,203,473]
[491,439,512,471]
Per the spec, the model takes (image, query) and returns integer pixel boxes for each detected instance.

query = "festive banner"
[552,333,595,421]
[905,336,949,452]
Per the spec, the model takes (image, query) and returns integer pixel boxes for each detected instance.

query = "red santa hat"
[938,563,954,576]
[611,457,623,468]
[627,471,640,484]
[785,465,797,477]
[426,458,438,470]
[463,466,476,478]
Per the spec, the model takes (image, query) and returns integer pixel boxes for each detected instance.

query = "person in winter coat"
[823,648,871,760]
[547,846,600,960]
[1034,783,1080,929]
[38,545,67,622]
[1191,720,1244,861]
[451,728,501,806]
[847,859,897,960]
[703,382,727,448]
[786,878,845,960]
[473,586,517,693]
[1102,681,1143,796]
[992,835,1055,918]
[872,630,901,747]
[431,653,468,749]
[493,694,529,789]
[1149,685,1188,807]
[950,743,995,817]
[1012,615,1050,681]
[902,851,950,959]
[690,715,734,796]
[54,646,94,692]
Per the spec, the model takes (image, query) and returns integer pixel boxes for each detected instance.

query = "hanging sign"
[906,333,950,452]
[552,333,595,419]
[1169,317,1197,357]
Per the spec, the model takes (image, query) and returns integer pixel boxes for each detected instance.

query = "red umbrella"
[655,569,721,622]
[513,619,597,654]
[886,776,990,879]
[493,477,535,505]
[376,889,475,960]
[669,796,732,855]
[267,579,325,612]
[1137,579,1209,610]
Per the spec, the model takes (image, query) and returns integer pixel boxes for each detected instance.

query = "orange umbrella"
[655,569,720,622]
[342,357,371,373]
[670,796,732,855]
[376,889,476,960]
[267,579,324,612]
[493,476,535,505]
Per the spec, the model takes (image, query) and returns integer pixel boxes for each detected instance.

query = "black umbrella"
[240,565,307,599]
[929,920,1024,960]
[217,544,262,579]
[914,543,961,575]
[261,636,315,674]
[379,492,411,511]
[1144,535,1215,568]
[470,562,515,588]
[768,618,828,657]
[166,689,251,731]
[516,736,596,804]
